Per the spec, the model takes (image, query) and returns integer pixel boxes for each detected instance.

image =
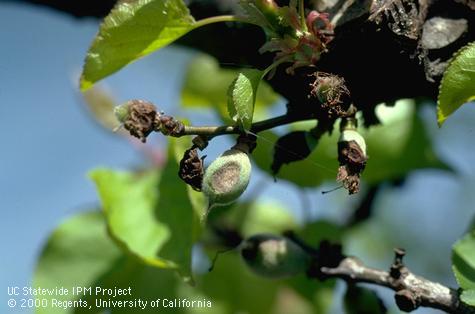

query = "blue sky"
[0,4,142,310]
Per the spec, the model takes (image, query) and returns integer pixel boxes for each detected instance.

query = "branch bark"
[279,233,475,313]
[322,257,461,312]
[315,245,474,313]
[118,99,320,143]
[180,114,315,137]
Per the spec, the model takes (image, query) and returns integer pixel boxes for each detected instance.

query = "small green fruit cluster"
[202,148,251,208]
[241,234,310,279]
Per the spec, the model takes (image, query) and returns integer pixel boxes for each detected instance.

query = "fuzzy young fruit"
[338,130,367,156]
[114,102,130,124]
[202,148,251,208]
[241,234,310,279]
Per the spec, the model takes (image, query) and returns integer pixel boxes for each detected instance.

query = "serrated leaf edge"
[437,41,475,126]
[80,0,195,91]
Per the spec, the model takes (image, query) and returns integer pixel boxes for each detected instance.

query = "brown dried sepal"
[123,100,160,143]
[178,146,205,191]
[309,72,351,119]
[337,140,367,194]
[158,115,185,137]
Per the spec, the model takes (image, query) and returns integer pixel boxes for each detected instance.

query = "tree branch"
[316,245,474,313]
[119,99,318,143]
[179,114,315,137]
[278,232,474,313]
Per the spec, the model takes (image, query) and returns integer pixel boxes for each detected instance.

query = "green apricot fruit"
[202,148,251,208]
[241,234,310,279]
[114,102,130,124]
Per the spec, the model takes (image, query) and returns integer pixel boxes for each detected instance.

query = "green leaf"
[452,232,475,290]
[362,100,450,183]
[33,210,122,314]
[284,218,339,313]
[90,138,202,279]
[238,0,275,32]
[269,220,342,312]
[298,220,344,244]
[199,252,280,314]
[181,54,278,122]
[201,214,337,314]
[241,200,298,237]
[461,289,475,306]
[155,137,206,277]
[437,42,475,126]
[252,129,336,187]
[227,69,264,130]
[90,169,172,266]
[286,277,335,314]
[344,285,387,314]
[253,100,450,187]
[182,54,239,119]
[34,211,215,314]
[76,257,189,314]
[80,0,195,90]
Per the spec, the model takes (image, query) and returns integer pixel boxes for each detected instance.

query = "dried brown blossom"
[178,146,205,191]
[309,72,351,119]
[120,100,159,143]
[337,140,367,194]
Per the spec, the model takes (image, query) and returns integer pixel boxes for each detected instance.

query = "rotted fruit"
[337,118,367,194]
[339,129,367,157]
[202,146,252,209]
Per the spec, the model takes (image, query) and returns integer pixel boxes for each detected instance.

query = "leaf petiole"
[192,15,261,29]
